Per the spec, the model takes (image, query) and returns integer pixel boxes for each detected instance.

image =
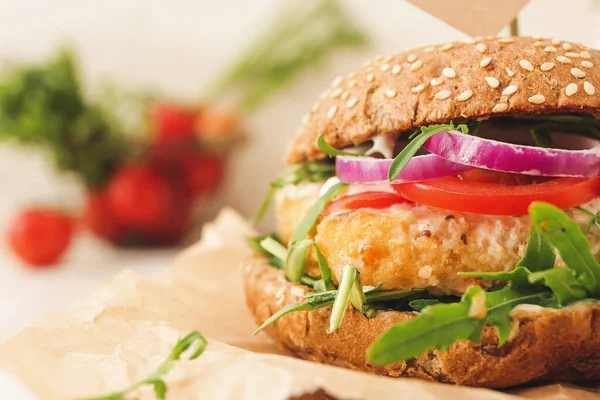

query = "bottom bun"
[243,255,600,388]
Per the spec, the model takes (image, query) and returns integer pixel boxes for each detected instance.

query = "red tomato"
[151,104,196,141]
[8,209,73,267]
[106,164,173,231]
[322,192,410,217]
[83,192,123,242]
[393,170,600,216]
[182,152,225,196]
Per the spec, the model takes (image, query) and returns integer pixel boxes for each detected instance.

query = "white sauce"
[366,135,396,159]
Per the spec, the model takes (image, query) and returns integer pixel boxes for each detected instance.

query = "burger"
[243,36,600,388]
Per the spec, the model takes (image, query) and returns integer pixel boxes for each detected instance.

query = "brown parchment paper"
[0,208,598,400]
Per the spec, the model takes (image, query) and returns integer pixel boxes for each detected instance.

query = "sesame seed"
[385,89,397,98]
[544,46,557,53]
[565,52,580,58]
[492,103,509,113]
[580,51,591,59]
[430,78,443,87]
[519,59,534,71]
[563,43,572,51]
[552,38,560,45]
[556,56,572,64]
[457,90,473,101]
[540,62,556,71]
[327,106,337,119]
[439,43,453,51]
[411,84,425,93]
[380,64,390,72]
[346,98,358,107]
[525,49,536,55]
[502,85,518,95]
[331,88,343,98]
[443,67,456,78]
[311,103,320,112]
[571,68,586,78]
[341,91,350,100]
[528,94,546,104]
[366,74,374,82]
[565,83,578,97]
[506,67,515,77]
[424,46,435,53]
[584,81,596,96]
[375,55,384,61]
[485,77,500,88]
[348,80,357,88]
[486,36,494,40]
[498,38,514,44]
[332,76,343,87]
[365,66,374,72]
[533,41,545,47]
[480,57,492,68]
[392,65,401,75]
[582,60,594,68]
[473,36,484,43]
[410,60,423,72]
[382,55,394,63]
[407,54,417,62]
[476,43,487,53]
[435,90,451,100]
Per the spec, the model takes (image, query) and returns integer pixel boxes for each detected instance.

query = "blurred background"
[0,0,599,340]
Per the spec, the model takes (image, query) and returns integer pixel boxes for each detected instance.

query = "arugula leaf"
[529,202,600,297]
[530,126,553,148]
[80,331,207,400]
[460,266,536,291]
[251,162,336,225]
[284,239,334,289]
[329,264,358,332]
[367,286,487,364]
[529,268,590,306]
[517,226,556,272]
[387,123,468,181]
[317,132,366,157]
[254,299,334,334]
[408,298,442,311]
[291,181,347,243]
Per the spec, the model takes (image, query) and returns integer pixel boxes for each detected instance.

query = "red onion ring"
[424,130,600,177]
[336,154,471,184]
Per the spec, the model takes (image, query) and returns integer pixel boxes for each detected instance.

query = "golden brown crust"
[285,36,600,164]
[243,255,600,388]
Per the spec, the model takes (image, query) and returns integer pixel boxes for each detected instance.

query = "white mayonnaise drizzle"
[366,135,396,159]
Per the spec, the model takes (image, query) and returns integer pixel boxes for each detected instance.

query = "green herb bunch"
[0,49,133,188]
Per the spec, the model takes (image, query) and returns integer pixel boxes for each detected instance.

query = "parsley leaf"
[387,123,468,181]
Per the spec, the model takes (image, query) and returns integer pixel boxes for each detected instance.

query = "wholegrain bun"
[285,36,600,164]
[244,255,600,388]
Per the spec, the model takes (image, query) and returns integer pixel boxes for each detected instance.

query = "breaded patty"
[276,182,600,295]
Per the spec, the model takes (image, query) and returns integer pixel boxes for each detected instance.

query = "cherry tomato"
[393,170,600,216]
[83,191,123,242]
[106,164,173,231]
[322,192,410,217]
[8,209,73,267]
[151,104,196,141]
[182,152,225,196]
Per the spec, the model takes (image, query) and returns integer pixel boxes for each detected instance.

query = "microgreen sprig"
[81,331,207,400]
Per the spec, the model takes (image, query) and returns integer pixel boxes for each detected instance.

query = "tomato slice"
[323,192,410,217]
[393,172,600,216]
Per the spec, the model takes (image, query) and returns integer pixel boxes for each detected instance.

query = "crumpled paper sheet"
[0,208,598,400]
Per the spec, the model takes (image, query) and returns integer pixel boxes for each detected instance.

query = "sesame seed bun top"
[284,36,600,165]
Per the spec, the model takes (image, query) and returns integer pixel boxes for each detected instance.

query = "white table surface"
[0,234,179,342]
